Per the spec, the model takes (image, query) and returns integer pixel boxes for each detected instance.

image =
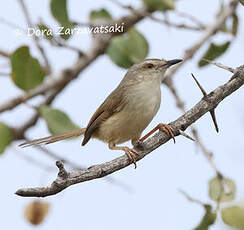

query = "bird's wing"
[82,86,127,146]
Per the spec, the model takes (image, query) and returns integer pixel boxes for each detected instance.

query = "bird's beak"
[158,59,182,69]
[166,59,183,67]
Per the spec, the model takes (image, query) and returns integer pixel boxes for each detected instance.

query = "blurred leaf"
[37,24,53,40]
[89,8,112,22]
[10,46,46,91]
[232,14,239,36]
[198,41,230,67]
[50,0,73,40]
[195,205,216,230]
[239,0,244,6]
[38,106,80,135]
[142,0,174,11]
[0,122,13,154]
[107,28,149,68]
[209,177,236,203]
[127,28,149,63]
[222,206,244,229]
[24,200,50,225]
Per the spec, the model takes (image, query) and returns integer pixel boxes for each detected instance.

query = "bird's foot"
[139,123,175,143]
[158,123,176,144]
[122,147,139,169]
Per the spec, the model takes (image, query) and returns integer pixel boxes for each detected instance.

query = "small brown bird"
[20,58,182,168]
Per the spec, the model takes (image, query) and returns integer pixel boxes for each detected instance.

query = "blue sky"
[0,0,244,229]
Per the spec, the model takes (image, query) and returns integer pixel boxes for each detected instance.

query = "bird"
[19,58,182,168]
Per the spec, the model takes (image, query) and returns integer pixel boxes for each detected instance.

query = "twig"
[165,79,222,177]
[202,58,235,73]
[0,7,150,113]
[0,50,9,58]
[164,0,238,81]
[18,0,51,73]
[179,189,205,206]
[109,0,203,31]
[15,65,244,197]
[174,10,206,29]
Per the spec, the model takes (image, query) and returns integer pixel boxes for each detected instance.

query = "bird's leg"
[139,123,175,143]
[109,142,139,169]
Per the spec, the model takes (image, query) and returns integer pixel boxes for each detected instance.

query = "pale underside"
[92,80,161,144]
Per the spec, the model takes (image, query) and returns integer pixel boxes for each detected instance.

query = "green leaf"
[38,106,80,135]
[10,46,46,91]
[222,206,244,229]
[107,28,149,68]
[142,0,174,11]
[232,14,239,36]
[0,122,13,154]
[239,0,244,6]
[127,28,149,64]
[195,205,216,230]
[89,9,112,22]
[37,24,53,40]
[209,177,236,203]
[198,41,230,67]
[50,0,72,40]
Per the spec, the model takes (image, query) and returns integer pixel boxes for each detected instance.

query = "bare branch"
[109,0,203,31]
[0,50,9,58]
[0,7,150,113]
[18,0,51,73]
[15,65,244,197]
[164,0,238,81]
[174,10,206,30]
[165,78,221,176]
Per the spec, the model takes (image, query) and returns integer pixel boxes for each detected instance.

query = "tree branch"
[15,65,244,197]
[0,7,149,113]
[164,0,237,81]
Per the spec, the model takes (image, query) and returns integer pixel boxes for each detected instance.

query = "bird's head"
[126,58,182,83]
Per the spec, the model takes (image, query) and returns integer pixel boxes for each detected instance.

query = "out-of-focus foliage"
[198,42,230,67]
[238,0,244,6]
[208,177,236,203]
[216,3,239,36]
[142,0,174,11]
[38,106,80,135]
[194,205,216,230]
[222,206,244,229]
[0,122,13,154]
[107,28,149,68]
[24,200,50,225]
[89,8,112,22]
[50,0,73,40]
[10,46,46,91]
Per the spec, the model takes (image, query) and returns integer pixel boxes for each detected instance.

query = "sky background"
[0,0,244,229]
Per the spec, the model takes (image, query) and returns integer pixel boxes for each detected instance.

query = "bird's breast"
[96,81,161,144]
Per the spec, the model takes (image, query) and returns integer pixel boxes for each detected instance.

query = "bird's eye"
[144,63,154,69]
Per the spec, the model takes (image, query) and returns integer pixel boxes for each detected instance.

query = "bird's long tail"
[19,128,86,147]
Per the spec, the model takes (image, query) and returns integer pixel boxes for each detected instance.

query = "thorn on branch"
[202,58,235,73]
[191,73,219,133]
[179,130,195,141]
